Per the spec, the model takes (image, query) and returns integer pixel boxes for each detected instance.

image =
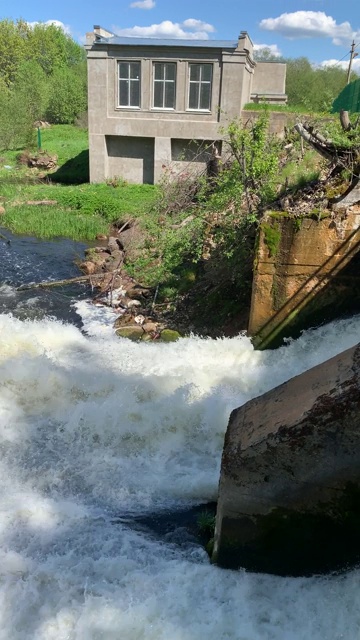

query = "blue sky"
[2,0,360,72]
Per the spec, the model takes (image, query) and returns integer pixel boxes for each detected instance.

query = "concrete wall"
[213,342,360,575]
[248,203,360,349]
[86,30,287,183]
[106,135,155,183]
[251,62,287,104]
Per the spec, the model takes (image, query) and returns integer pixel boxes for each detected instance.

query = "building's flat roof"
[95,35,238,49]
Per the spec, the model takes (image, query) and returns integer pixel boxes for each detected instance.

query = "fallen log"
[16,274,103,291]
[0,232,10,245]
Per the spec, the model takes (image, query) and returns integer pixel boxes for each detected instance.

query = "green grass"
[36,125,89,166]
[277,150,321,194]
[1,206,108,240]
[0,125,158,240]
[243,103,324,115]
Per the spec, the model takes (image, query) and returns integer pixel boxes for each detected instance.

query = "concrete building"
[85,26,287,184]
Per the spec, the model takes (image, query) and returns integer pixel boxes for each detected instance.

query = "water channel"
[1,229,359,639]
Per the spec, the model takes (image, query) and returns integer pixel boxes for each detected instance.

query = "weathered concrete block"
[249,210,360,349]
[212,343,360,575]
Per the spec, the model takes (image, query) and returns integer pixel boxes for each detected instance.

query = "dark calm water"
[0,227,92,325]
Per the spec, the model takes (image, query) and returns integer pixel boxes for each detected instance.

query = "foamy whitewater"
[1,304,360,639]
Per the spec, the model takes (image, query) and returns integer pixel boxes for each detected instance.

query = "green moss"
[115,326,144,341]
[307,209,331,221]
[159,329,181,342]
[261,221,282,258]
[197,510,216,535]
[268,210,291,218]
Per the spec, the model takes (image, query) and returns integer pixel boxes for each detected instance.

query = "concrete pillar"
[213,343,360,576]
[89,134,108,183]
[154,137,172,183]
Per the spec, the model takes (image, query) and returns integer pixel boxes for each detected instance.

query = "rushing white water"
[1,308,360,640]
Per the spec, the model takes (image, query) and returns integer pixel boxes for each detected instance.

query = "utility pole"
[347,40,358,84]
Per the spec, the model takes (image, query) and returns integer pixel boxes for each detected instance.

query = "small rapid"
[1,231,360,639]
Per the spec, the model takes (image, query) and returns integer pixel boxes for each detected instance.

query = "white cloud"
[27,19,72,36]
[113,18,216,40]
[321,57,360,73]
[260,11,359,46]
[182,19,215,33]
[130,0,155,9]
[253,43,282,58]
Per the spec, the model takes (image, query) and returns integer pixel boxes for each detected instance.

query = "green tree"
[0,90,34,149]
[0,18,88,146]
[46,66,87,124]
[14,60,49,122]
[24,22,85,75]
[206,112,281,215]
[254,47,283,62]
[0,19,29,86]
[285,57,356,112]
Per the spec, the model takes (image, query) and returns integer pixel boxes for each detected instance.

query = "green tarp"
[332,78,360,113]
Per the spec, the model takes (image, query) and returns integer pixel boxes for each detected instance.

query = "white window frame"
[187,63,213,112]
[152,62,177,110]
[118,61,141,109]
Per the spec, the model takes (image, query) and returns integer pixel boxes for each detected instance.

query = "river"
[1,230,360,639]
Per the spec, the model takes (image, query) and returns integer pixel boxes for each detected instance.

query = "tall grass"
[1,206,109,240]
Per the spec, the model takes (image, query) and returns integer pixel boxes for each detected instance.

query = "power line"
[323,41,360,75]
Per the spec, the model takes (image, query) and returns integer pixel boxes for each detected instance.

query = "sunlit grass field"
[0,125,158,241]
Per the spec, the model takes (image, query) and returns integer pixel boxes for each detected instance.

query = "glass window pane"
[119,62,128,79]
[165,82,175,108]
[190,64,200,81]
[130,81,140,107]
[200,83,211,110]
[154,82,163,107]
[189,83,199,109]
[154,63,163,80]
[201,64,212,82]
[166,63,176,81]
[130,62,140,79]
[119,79,129,105]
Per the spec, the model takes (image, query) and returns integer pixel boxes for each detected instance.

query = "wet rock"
[143,322,158,333]
[160,329,181,342]
[108,236,123,253]
[115,326,144,341]
[114,314,134,329]
[79,261,97,275]
[141,332,153,342]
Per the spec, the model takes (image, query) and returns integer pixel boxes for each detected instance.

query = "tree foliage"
[285,57,357,112]
[0,19,87,149]
[204,112,281,216]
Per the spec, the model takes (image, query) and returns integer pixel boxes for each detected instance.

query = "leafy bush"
[203,112,281,216]
[0,89,35,150]
[46,66,87,125]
